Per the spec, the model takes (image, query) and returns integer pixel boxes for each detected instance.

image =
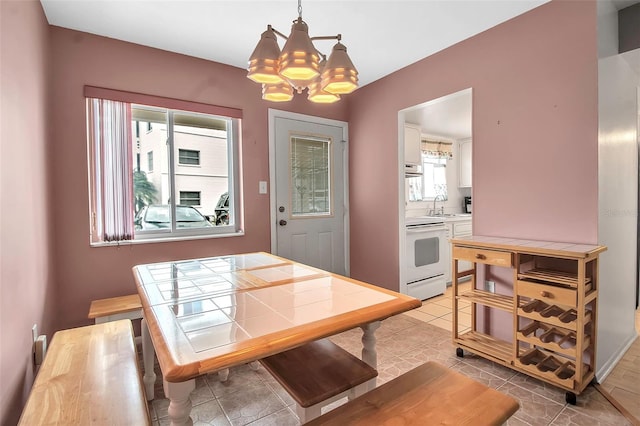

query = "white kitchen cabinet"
[404,123,422,166]
[444,223,453,284]
[458,138,472,188]
[445,217,472,284]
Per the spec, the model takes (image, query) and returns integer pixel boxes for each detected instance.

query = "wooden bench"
[88,294,143,343]
[18,320,150,425]
[88,293,143,323]
[260,339,378,424]
[305,361,520,425]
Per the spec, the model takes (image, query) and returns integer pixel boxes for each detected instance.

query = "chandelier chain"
[298,0,302,18]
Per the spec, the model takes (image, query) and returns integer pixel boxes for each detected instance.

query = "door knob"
[279,219,287,226]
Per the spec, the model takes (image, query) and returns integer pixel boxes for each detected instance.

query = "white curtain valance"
[421,139,453,159]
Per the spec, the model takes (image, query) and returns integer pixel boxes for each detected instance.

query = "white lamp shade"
[321,42,358,94]
[307,57,340,103]
[248,27,285,84]
[262,82,294,102]
[279,18,320,81]
[308,80,341,103]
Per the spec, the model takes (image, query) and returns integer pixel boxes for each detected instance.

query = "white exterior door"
[269,110,349,276]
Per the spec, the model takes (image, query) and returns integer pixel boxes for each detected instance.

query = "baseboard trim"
[596,332,638,383]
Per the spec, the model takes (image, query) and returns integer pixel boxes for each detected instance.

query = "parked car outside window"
[135,205,214,230]
[214,192,229,225]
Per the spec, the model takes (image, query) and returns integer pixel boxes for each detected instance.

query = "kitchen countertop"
[427,214,472,222]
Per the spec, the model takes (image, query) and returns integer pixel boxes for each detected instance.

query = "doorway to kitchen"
[268,109,349,276]
[397,88,473,298]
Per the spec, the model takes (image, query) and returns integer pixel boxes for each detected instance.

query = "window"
[408,155,448,202]
[290,136,331,216]
[86,86,241,244]
[178,149,200,166]
[180,191,201,206]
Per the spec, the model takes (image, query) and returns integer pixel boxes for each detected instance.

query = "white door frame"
[268,109,350,276]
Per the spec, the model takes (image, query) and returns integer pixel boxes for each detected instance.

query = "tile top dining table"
[133,252,421,426]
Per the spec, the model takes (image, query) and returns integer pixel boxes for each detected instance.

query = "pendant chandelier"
[247,0,358,103]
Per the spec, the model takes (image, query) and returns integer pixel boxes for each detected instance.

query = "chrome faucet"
[430,194,445,216]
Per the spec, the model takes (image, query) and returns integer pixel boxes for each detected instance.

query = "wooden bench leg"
[218,368,229,382]
[348,382,369,401]
[296,403,321,424]
[163,379,195,426]
[218,361,259,382]
[141,317,156,400]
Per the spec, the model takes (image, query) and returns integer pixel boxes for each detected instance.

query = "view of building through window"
[87,94,240,243]
[132,105,233,232]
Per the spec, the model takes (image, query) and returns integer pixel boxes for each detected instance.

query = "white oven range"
[404,216,448,301]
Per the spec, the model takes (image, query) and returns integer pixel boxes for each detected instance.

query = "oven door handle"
[406,226,446,233]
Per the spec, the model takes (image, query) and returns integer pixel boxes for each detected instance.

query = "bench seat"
[88,293,143,323]
[18,320,150,425]
[305,361,519,425]
[260,339,378,423]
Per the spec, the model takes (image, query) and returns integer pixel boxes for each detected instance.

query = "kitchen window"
[85,86,242,244]
[408,155,447,202]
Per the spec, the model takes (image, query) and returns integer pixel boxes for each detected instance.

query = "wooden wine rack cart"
[450,236,606,405]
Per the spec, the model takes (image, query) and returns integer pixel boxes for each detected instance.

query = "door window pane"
[290,136,331,216]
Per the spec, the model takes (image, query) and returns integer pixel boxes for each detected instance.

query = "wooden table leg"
[163,379,196,426]
[360,321,381,390]
[141,317,156,400]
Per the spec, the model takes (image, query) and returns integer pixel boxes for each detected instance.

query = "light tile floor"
[599,308,640,422]
[403,280,473,333]
[145,285,634,425]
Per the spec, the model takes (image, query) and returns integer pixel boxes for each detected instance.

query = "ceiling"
[40,1,639,141]
[40,0,551,88]
[403,89,472,140]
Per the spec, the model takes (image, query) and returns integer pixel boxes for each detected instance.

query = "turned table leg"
[141,317,156,400]
[163,379,196,426]
[360,321,381,390]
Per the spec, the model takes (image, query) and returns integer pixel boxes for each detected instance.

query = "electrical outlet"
[485,280,495,293]
[32,324,38,343]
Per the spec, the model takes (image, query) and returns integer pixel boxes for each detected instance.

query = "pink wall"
[48,27,349,331]
[348,0,598,291]
[1,0,600,421]
[0,1,56,424]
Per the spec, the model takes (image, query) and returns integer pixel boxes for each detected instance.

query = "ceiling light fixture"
[247,0,358,103]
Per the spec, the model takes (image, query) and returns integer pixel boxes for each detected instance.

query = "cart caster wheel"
[565,392,577,405]
[456,348,464,358]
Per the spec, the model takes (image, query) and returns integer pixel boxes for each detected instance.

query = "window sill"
[90,230,245,247]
